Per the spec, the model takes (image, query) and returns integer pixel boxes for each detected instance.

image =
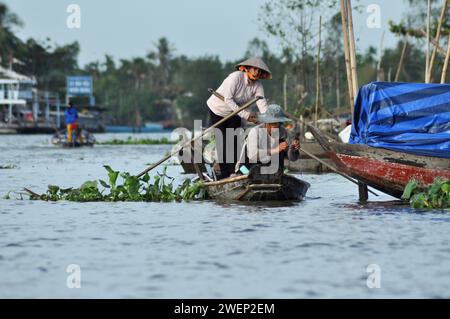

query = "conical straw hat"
[235,57,272,79]
[257,104,291,124]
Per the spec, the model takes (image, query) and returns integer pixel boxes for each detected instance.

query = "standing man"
[207,57,272,179]
[65,101,83,144]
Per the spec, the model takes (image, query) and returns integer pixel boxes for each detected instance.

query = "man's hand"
[292,139,300,151]
[247,115,258,124]
[278,141,288,153]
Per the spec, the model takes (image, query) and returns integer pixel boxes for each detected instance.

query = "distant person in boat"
[235,104,300,175]
[65,101,83,144]
[207,57,272,179]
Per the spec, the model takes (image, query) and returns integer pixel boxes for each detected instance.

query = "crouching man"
[235,104,300,176]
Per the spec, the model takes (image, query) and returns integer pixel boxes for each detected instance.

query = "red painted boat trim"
[333,153,450,197]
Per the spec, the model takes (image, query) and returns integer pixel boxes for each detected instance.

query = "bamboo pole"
[377,31,385,81]
[346,0,359,98]
[426,0,431,83]
[427,0,448,83]
[336,57,341,113]
[395,40,408,82]
[346,0,368,201]
[315,16,322,126]
[340,0,354,115]
[283,73,288,111]
[420,29,447,55]
[441,34,450,83]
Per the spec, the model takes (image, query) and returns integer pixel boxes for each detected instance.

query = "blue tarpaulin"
[349,82,450,158]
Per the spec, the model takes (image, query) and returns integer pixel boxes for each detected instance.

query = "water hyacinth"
[0,164,18,169]
[21,165,205,202]
[402,178,450,209]
[98,136,177,145]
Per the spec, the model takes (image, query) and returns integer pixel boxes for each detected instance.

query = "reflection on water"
[211,199,299,210]
[1,134,450,298]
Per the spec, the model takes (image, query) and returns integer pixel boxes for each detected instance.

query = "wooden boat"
[51,129,96,148]
[308,125,450,199]
[204,166,310,201]
[285,140,335,173]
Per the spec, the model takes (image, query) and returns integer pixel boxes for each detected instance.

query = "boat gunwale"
[204,175,249,186]
[308,124,450,169]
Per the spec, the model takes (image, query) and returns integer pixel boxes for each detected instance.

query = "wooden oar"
[297,148,378,196]
[136,94,262,178]
[209,89,378,197]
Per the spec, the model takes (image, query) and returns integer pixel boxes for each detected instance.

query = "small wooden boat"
[204,166,310,201]
[308,125,450,199]
[51,129,96,148]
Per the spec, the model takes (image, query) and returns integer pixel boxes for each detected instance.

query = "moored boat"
[309,125,450,199]
[204,166,310,201]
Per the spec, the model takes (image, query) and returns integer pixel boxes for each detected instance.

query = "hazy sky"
[3,0,408,67]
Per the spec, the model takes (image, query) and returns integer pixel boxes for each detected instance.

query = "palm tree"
[0,3,23,67]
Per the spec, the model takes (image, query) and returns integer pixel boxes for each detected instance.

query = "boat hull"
[205,174,310,201]
[51,129,96,148]
[309,125,450,199]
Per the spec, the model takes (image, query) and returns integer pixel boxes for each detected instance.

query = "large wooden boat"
[204,167,310,201]
[308,125,450,199]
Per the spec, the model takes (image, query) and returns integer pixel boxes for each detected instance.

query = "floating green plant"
[0,164,18,169]
[98,136,177,145]
[402,178,450,209]
[18,166,204,202]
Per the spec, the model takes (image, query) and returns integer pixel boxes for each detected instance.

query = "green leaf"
[99,179,111,188]
[441,182,450,196]
[142,173,150,183]
[81,180,98,191]
[401,179,417,200]
[104,166,119,188]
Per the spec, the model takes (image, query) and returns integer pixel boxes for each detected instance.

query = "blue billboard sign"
[67,76,93,96]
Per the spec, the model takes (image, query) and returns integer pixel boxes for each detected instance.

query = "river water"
[1,133,450,298]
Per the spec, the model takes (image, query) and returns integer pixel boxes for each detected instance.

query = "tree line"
[1,1,448,128]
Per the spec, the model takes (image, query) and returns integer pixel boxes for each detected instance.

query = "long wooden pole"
[283,73,288,111]
[346,0,368,201]
[426,0,431,83]
[420,29,447,55]
[395,40,408,82]
[340,0,354,115]
[428,0,448,83]
[441,34,450,83]
[136,94,261,178]
[298,148,378,197]
[347,0,359,98]
[315,16,322,126]
[336,57,341,113]
[377,31,385,81]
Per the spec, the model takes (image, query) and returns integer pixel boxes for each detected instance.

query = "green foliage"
[0,164,17,169]
[98,136,176,145]
[402,178,450,209]
[22,166,205,202]
[4,0,448,128]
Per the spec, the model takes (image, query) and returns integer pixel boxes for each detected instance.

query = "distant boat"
[51,129,96,148]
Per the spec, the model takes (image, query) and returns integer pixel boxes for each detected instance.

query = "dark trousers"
[208,109,242,179]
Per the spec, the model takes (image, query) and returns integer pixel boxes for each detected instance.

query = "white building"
[0,65,37,132]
